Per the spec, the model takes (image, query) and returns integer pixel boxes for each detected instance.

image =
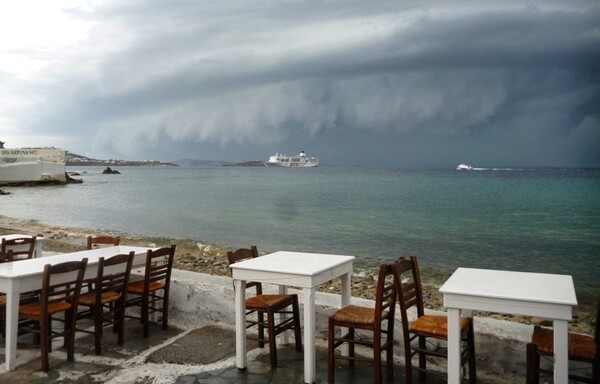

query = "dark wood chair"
[87,235,120,249]
[227,246,302,368]
[125,245,176,338]
[18,258,88,372]
[76,252,134,354]
[526,297,599,383]
[392,256,476,383]
[328,262,396,384]
[1,235,36,260]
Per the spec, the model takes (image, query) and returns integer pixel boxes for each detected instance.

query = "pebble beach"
[0,214,594,336]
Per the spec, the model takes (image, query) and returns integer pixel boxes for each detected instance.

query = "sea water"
[1,166,599,298]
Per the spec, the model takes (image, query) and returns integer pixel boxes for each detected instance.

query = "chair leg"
[162,292,169,331]
[526,343,539,384]
[142,294,149,338]
[468,322,477,383]
[328,318,335,384]
[117,303,125,346]
[373,332,382,384]
[418,335,426,380]
[94,305,103,355]
[65,309,76,362]
[292,296,302,352]
[257,312,265,348]
[267,307,278,367]
[40,318,49,372]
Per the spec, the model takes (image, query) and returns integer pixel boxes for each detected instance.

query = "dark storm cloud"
[3,1,599,166]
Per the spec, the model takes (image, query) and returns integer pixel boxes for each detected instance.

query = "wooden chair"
[87,235,120,249]
[526,297,599,383]
[18,258,88,372]
[227,246,302,368]
[125,245,176,338]
[328,262,397,384]
[392,256,476,383]
[1,235,36,260]
[76,252,134,354]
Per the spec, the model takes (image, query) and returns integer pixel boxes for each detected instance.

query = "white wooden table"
[230,251,355,384]
[0,234,45,258]
[439,268,577,384]
[0,245,154,371]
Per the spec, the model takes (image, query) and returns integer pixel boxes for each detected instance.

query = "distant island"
[66,153,265,167]
[67,152,178,167]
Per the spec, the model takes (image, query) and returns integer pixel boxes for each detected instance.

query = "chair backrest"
[87,235,120,250]
[141,245,176,294]
[0,249,13,263]
[392,256,426,330]
[226,246,262,294]
[374,262,397,326]
[94,252,134,302]
[40,258,89,313]
[1,236,36,260]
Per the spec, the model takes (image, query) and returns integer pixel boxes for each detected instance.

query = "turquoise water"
[1,166,599,295]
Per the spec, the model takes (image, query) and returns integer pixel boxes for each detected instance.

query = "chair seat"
[79,290,122,306]
[332,305,387,326]
[127,280,164,295]
[246,294,294,310]
[20,300,72,318]
[531,326,596,361]
[410,314,470,338]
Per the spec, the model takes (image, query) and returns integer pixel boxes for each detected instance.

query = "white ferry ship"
[0,141,67,185]
[456,163,474,171]
[266,151,319,168]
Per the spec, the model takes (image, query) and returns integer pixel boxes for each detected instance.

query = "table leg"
[234,279,247,370]
[553,319,568,383]
[303,287,316,384]
[5,290,19,371]
[447,307,461,384]
[278,285,289,345]
[340,272,351,356]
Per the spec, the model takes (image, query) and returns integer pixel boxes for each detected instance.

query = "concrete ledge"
[169,269,529,382]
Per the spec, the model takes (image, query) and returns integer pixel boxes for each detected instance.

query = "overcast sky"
[1,1,598,167]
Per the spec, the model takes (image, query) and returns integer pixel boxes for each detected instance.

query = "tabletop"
[229,251,355,276]
[440,267,578,306]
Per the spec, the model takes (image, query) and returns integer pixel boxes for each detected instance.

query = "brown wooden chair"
[1,235,36,260]
[328,262,396,384]
[227,246,302,368]
[526,297,599,383]
[392,256,476,383]
[18,258,88,372]
[125,245,175,338]
[87,235,120,249]
[76,252,134,354]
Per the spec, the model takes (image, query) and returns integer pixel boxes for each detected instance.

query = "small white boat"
[456,163,473,171]
[266,151,319,168]
[0,141,67,185]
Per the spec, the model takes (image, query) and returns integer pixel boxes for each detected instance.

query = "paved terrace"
[0,269,535,383]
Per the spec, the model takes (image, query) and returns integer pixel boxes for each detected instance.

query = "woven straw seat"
[18,259,88,372]
[410,314,471,338]
[125,245,176,338]
[393,256,476,383]
[526,297,599,383]
[227,246,302,368]
[127,280,164,295]
[20,301,72,318]
[328,263,397,384]
[79,290,122,306]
